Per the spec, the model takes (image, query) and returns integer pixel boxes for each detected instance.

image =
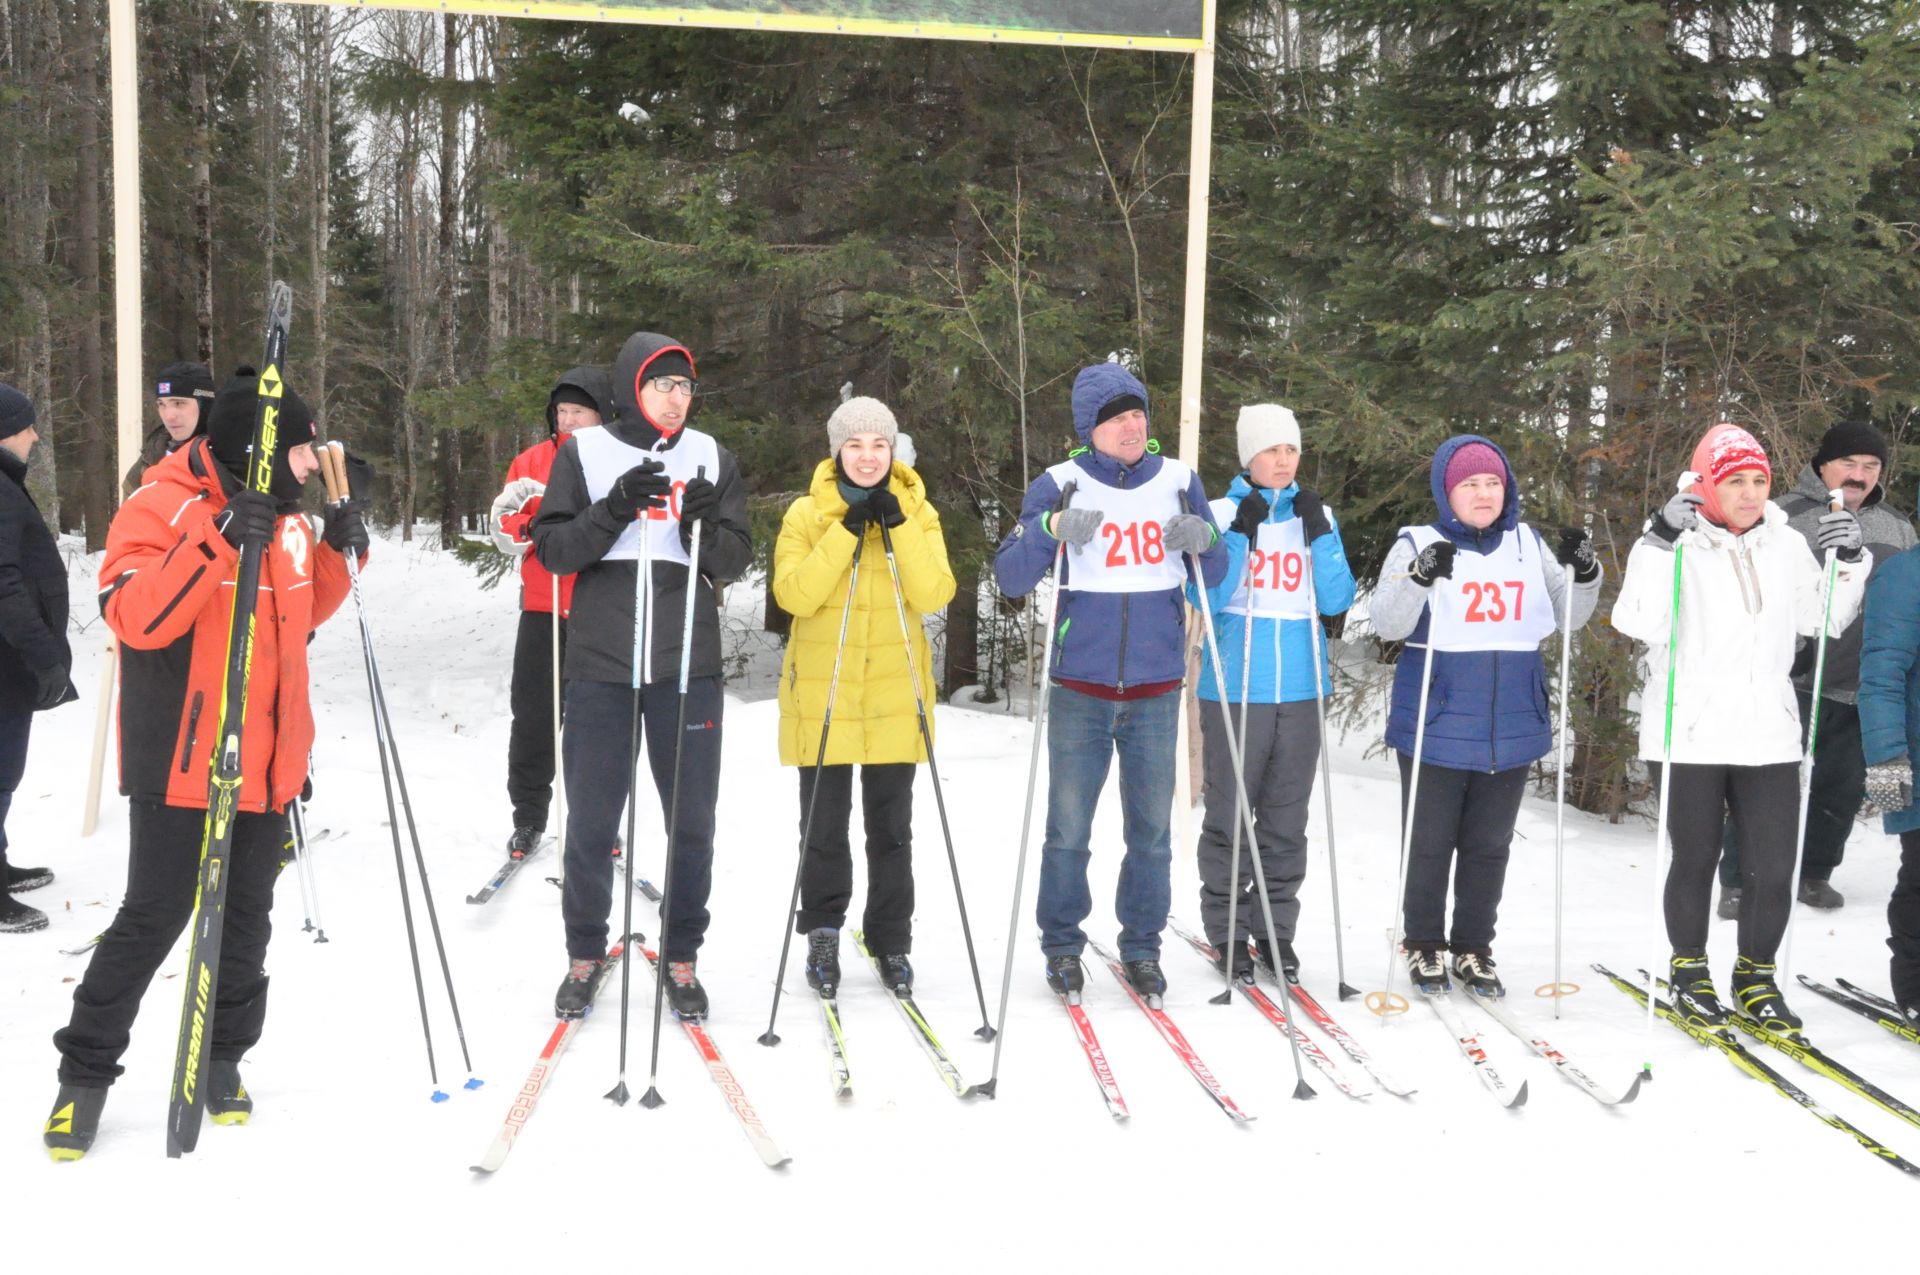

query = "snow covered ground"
[6,527,1917,1269]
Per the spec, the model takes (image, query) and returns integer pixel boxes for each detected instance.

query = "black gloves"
[215,489,277,550]
[29,663,68,711]
[1293,487,1332,543]
[1229,489,1269,539]
[679,475,719,527]
[1410,540,1457,586]
[602,460,670,523]
[323,502,370,558]
[842,487,906,537]
[1555,527,1599,583]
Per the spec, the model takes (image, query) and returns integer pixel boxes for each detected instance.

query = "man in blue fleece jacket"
[995,361,1226,1005]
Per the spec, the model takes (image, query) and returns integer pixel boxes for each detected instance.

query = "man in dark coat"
[0,383,77,934]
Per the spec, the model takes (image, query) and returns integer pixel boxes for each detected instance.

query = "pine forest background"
[4,0,1920,819]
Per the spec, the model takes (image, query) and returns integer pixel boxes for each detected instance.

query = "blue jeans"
[1036,684,1178,961]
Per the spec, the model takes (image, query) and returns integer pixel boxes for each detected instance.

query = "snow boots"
[1716,886,1742,920]
[555,956,606,1019]
[208,1060,253,1125]
[805,927,841,997]
[1405,946,1450,995]
[43,1084,107,1162]
[1732,955,1803,1036]
[665,960,708,1019]
[1670,953,1729,1029]
[7,862,52,891]
[0,893,47,933]
[1797,878,1844,909]
[1452,950,1505,998]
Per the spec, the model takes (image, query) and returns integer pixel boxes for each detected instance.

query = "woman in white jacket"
[1614,423,1868,1035]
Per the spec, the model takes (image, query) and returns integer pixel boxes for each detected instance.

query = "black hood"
[610,331,697,447]
[546,365,614,437]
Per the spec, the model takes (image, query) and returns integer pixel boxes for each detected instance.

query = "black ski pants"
[1891,829,1920,1009]
[507,609,566,831]
[1652,760,1799,961]
[1397,755,1527,953]
[1719,692,1862,887]
[794,763,916,955]
[560,676,721,963]
[0,710,29,874]
[53,799,287,1086]
[1197,700,1319,948]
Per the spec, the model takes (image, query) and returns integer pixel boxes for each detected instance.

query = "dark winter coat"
[993,363,1226,690]
[530,334,752,685]
[1780,463,1917,702]
[1375,435,1599,773]
[0,446,75,715]
[497,367,615,617]
[1858,545,1920,835]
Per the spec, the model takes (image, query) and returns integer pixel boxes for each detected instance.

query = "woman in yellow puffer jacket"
[774,397,955,996]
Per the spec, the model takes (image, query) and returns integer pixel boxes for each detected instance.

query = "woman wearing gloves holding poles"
[773,397,955,996]
[1614,423,1867,1034]
[1190,404,1355,981]
[1373,436,1601,998]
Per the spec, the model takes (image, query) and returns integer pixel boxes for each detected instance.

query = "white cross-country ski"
[1417,983,1527,1109]
[1461,989,1641,1105]
[466,834,555,905]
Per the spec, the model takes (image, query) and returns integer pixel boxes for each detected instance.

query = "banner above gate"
[282,0,1207,51]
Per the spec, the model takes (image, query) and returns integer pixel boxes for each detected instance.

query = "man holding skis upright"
[532,332,751,1021]
[46,367,369,1160]
[489,366,613,859]
[994,360,1226,1005]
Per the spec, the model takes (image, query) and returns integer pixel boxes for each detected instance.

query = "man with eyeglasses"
[532,332,751,1021]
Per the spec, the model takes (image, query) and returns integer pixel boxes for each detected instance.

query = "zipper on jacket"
[1116,595,1130,691]
[179,691,204,773]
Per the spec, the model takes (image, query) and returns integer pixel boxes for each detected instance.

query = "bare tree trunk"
[436,11,460,542]
[72,0,109,550]
[308,6,330,422]
[259,1,276,285]
[190,0,213,364]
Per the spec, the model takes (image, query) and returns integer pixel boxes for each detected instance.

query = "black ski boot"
[7,863,53,891]
[665,960,708,1019]
[1124,959,1167,1008]
[1732,955,1803,1037]
[1797,878,1844,909]
[1452,950,1505,998]
[1213,935,1255,982]
[208,1060,253,1126]
[44,1084,107,1162]
[875,953,913,995]
[506,826,541,858]
[805,927,841,996]
[1254,935,1299,984]
[1405,946,1450,995]
[0,893,47,933]
[1669,953,1729,1029]
[1045,954,1086,1001]
[554,956,606,1019]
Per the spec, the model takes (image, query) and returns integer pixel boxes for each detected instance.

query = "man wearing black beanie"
[123,360,215,496]
[1719,419,1916,917]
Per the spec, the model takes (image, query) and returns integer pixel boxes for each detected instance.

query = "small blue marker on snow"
[431,1090,450,1103]
[464,1076,485,1091]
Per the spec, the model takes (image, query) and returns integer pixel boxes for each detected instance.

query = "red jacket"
[99,439,356,814]
[499,437,575,616]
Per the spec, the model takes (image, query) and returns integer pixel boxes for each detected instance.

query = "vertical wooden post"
[108,0,140,488]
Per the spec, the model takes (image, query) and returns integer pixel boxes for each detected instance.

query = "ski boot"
[554,956,606,1019]
[1044,954,1086,1002]
[1797,878,1844,909]
[875,953,913,995]
[1669,953,1729,1029]
[805,927,841,997]
[1731,955,1803,1037]
[0,893,47,933]
[1404,946,1450,995]
[1123,958,1167,1009]
[1716,886,1742,920]
[506,826,541,858]
[1254,935,1299,984]
[208,1060,253,1126]
[6,862,53,891]
[44,1084,107,1162]
[664,960,708,1019]
[1452,950,1505,998]
[1213,935,1255,982]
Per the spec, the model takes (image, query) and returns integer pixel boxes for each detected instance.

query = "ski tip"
[1509,1081,1530,1109]
[756,1031,782,1048]
[973,1024,997,1042]
[1616,1072,1646,1105]
[639,1088,665,1110]
[973,1078,998,1100]
[1337,982,1361,1002]
[463,1076,484,1091]
[464,894,484,905]
[605,1082,631,1106]
[1293,1080,1317,1101]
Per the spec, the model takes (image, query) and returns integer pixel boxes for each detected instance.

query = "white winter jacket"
[1612,502,1868,765]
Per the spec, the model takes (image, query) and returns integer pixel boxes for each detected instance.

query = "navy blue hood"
[1070,362,1150,446]
[1428,433,1519,549]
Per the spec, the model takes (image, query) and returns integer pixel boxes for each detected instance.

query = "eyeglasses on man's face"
[647,376,698,397]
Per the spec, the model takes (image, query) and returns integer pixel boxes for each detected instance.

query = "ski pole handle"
[1828,488,1846,515]
[320,440,348,505]
[1677,470,1700,495]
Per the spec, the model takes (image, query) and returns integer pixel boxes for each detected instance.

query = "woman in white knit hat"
[1188,404,1357,982]
[772,396,956,997]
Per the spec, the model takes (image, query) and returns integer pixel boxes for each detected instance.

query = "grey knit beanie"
[827,396,898,455]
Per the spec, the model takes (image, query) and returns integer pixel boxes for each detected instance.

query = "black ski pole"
[876,519,994,1040]
[759,535,865,1047]
[165,281,292,1159]
[641,465,707,1109]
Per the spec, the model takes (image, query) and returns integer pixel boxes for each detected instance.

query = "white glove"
[490,477,546,555]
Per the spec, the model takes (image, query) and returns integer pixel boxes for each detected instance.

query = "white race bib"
[1211,497,1311,620]
[1047,457,1191,593]
[1406,524,1555,652]
[575,425,721,564]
